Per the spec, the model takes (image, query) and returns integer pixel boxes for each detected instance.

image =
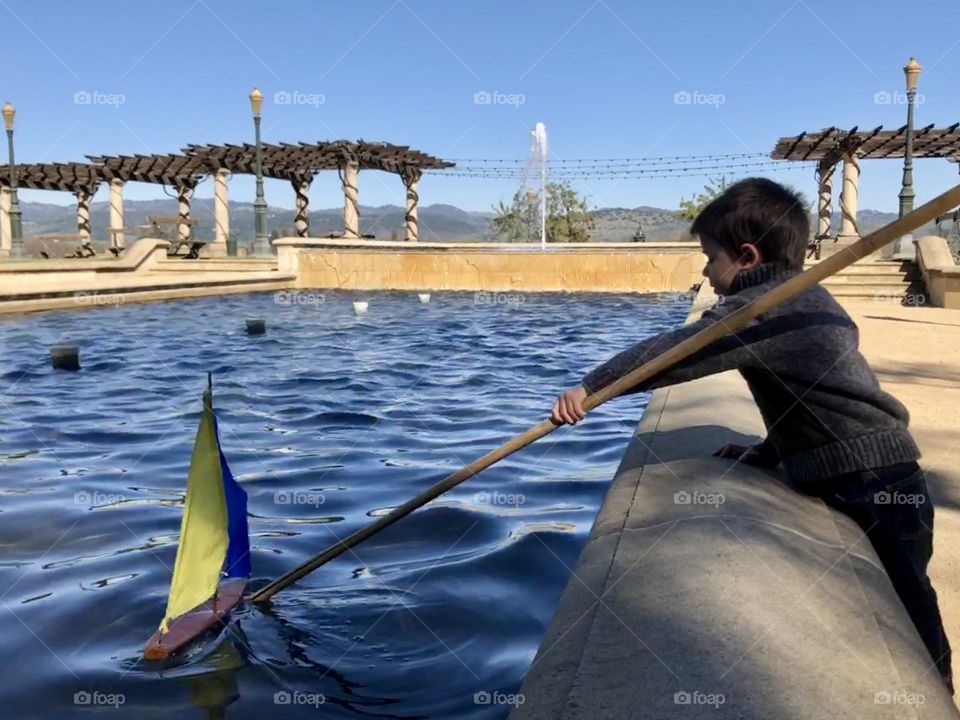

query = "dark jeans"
[817,462,953,692]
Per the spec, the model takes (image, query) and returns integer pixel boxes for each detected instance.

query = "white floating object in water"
[353,301,369,315]
[418,293,431,304]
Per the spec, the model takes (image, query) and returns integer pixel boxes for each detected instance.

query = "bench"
[38,233,95,259]
[145,215,207,259]
[935,210,960,236]
[807,233,833,261]
[106,226,146,256]
[935,211,960,260]
[320,231,377,240]
[105,225,165,256]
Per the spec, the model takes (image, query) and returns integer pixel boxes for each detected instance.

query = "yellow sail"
[159,392,228,633]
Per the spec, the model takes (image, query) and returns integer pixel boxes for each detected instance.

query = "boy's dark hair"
[690,178,809,270]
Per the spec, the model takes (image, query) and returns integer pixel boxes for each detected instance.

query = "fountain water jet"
[522,122,548,249]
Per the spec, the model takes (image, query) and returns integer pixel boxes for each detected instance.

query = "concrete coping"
[510,283,958,719]
[916,235,957,272]
[273,236,701,253]
[0,238,171,274]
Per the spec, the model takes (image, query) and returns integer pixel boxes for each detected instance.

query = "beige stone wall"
[1,269,101,292]
[278,239,704,293]
[916,234,960,308]
[0,239,295,314]
[0,238,170,292]
[925,269,960,309]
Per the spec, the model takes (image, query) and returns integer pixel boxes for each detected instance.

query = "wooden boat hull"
[143,578,246,660]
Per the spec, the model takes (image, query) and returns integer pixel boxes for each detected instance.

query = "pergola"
[183,141,452,241]
[771,124,960,243]
[0,162,104,241]
[0,140,453,254]
[86,153,209,247]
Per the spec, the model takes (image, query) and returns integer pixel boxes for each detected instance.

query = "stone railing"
[916,235,960,308]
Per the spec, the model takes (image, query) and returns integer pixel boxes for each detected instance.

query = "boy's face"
[700,236,756,295]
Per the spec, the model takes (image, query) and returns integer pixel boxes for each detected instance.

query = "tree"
[546,181,595,243]
[491,188,539,243]
[491,181,594,243]
[677,175,729,221]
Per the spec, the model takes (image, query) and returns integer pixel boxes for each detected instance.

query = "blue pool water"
[0,289,688,719]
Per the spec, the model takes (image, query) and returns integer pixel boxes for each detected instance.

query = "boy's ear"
[738,243,762,268]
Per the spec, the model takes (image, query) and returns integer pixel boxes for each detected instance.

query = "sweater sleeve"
[757,435,779,455]
[581,297,763,396]
[755,436,781,464]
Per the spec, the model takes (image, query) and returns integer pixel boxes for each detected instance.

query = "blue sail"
[213,415,251,578]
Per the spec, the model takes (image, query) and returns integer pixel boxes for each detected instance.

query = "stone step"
[154,259,278,272]
[824,285,928,302]
[0,271,295,314]
[820,274,915,285]
[804,261,917,276]
[143,270,288,282]
[806,259,923,301]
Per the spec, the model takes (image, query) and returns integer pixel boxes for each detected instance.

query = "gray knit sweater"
[581,262,920,484]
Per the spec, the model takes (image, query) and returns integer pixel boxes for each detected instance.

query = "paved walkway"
[841,299,960,686]
[510,293,960,720]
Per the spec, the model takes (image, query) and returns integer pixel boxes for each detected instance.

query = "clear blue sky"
[4,0,959,213]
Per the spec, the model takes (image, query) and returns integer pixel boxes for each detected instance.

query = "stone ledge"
[510,284,958,720]
[0,271,295,301]
[0,237,171,274]
[0,277,294,315]
[278,239,705,293]
[274,237,701,253]
[916,235,960,308]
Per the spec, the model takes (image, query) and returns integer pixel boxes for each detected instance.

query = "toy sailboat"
[143,376,250,660]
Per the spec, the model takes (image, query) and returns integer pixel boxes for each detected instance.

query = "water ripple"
[0,289,688,719]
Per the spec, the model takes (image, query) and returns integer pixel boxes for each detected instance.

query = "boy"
[551,178,953,693]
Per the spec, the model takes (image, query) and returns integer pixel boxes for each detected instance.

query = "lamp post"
[3,101,24,258]
[249,86,269,256]
[893,57,921,260]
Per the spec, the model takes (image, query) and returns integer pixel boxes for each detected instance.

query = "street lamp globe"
[249,86,263,118]
[903,57,922,92]
[2,102,14,131]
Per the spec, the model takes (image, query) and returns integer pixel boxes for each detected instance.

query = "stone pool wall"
[0,238,293,314]
[510,283,960,719]
[275,238,704,293]
[0,238,705,314]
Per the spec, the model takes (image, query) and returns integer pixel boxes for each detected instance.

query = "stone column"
[177,183,194,243]
[108,179,124,250]
[341,161,360,239]
[837,151,860,242]
[210,169,229,257]
[0,187,11,257]
[292,176,311,237]
[75,187,93,241]
[815,161,835,239]
[402,167,422,242]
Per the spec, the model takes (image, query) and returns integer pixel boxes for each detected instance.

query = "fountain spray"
[524,122,549,249]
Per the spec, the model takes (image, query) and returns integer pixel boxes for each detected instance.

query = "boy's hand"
[551,385,589,425]
[713,442,779,469]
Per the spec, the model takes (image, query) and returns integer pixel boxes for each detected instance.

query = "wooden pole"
[249,183,960,603]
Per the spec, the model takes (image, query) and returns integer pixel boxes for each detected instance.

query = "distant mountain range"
[590,207,939,243]
[16,200,495,245]
[13,199,938,246]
